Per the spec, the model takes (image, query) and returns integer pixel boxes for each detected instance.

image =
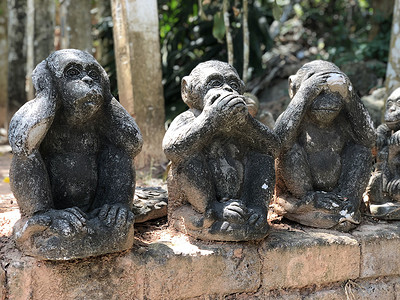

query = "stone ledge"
[3,221,400,299]
[261,226,360,290]
[353,222,400,279]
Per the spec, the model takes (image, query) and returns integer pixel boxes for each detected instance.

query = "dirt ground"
[0,149,20,237]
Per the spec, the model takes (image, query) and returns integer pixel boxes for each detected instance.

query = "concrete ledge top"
[2,219,400,299]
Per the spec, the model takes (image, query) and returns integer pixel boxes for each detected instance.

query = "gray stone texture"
[133,186,167,223]
[273,60,376,231]
[353,222,400,278]
[8,49,143,260]
[261,227,359,291]
[367,87,400,219]
[5,222,400,299]
[163,60,280,241]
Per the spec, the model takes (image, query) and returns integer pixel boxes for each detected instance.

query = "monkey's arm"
[377,124,391,146]
[274,89,311,151]
[102,98,143,158]
[10,150,53,216]
[8,94,57,216]
[344,93,376,148]
[9,94,57,156]
[163,110,215,163]
[241,115,280,157]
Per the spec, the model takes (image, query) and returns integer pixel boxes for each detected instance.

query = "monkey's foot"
[272,194,360,232]
[13,210,134,260]
[171,204,269,241]
[369,203,400,220]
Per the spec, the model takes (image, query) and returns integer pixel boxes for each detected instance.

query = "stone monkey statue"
[367,88,400,219]
[163,60,280,241]
[272,60,376,231]
[9,49,143,260]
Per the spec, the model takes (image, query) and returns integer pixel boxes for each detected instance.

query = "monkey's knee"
[279,143,313,198]
[172,154,214,213]
[10,152,53,216]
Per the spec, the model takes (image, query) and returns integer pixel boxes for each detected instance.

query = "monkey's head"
[385,88,400,131]
[289,60,350,125]
[33,49,112,124]
[181,60,245,111]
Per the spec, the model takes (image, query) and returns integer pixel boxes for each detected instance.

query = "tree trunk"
[386,0,400,95]
[242,0,249,84]
[60,0,92,53]
[223,0,234,65]
[7,0,27,119]
[0,2,8,128]
[26,0,55,100]
[94,0,112,62]
[111,0,166,168]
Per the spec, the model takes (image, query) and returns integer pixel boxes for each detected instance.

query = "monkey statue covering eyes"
[9,49,143,260]
[272,60,376,231]
[367,88,400,219]
[163,60,280,241]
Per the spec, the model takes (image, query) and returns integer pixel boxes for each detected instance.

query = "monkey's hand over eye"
[297,72,330,104]
[203,91,248,127]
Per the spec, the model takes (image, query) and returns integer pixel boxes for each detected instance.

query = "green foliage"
[212,11,225,42]
[159,0,274,121]
[299,0,391,74]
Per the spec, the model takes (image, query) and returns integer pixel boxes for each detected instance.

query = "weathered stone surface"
[367,87,400,220]
[144,239,261,298]
[361,87,386,127]
[261,227,360,290]
[164,60,280,241]
[353,222,400,278]
[273,60,376,231]
[5,233,261,299]
[8,49,143,260]
[0,265,5,300]
[133,186,168,223]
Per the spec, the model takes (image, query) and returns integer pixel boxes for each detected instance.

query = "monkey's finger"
[215,94,241,108]
[220,221,233,231]
[248,213,259,225]
[116,208,128,228]
[98,204,110,220]
[65,207,87,225]
[254,216,265,229]
[106,205,119,226]
[204,93,221,106]
[127,211,135,224]
[220,96,245,109]
[226,205,245,216]
[63,212,85,230]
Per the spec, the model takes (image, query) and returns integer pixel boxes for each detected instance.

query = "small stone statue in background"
[9,49,143,260]
[244,93,275,129]
[163,61,280,241]
[272,60,376,231]
[367,88,400,219]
